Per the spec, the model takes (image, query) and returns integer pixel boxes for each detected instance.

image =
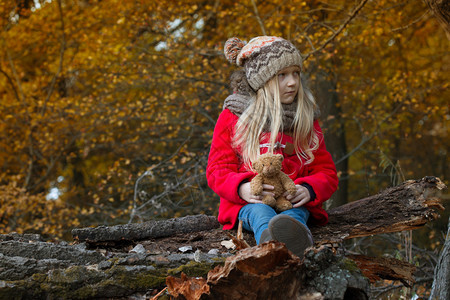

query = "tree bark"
[310,176,446,245]
[429,216,450,300]
[348,254,416,287]
[72,214,220,245]
[166,243,371,300]
[314,70,348,208]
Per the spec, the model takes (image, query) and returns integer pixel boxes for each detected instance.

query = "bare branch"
[1,37,25,102]
[392,11,430,32]
[251,0,266,35]
[0,67,21,102]
[303,0,370,61]
[335,101,403,165]
[423,0,450,39]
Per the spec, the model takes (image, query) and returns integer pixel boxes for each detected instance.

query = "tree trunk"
[429,216,450,299]
[313,70,348,208]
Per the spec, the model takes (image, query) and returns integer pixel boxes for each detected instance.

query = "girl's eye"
[278,73,285,77]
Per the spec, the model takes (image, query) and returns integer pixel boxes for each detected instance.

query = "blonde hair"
[233,75,319,169]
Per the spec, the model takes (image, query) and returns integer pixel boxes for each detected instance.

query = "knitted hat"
[224,36,302,91]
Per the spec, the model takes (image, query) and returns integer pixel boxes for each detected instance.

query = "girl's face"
[277,66,301,104]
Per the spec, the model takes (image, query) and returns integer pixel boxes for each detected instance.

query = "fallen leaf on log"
[166,272,210,300]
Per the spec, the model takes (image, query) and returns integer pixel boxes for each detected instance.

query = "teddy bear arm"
[279,173,297,195]
[250,174,264,195]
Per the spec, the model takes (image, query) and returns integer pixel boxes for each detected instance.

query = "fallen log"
[71,177,446,248]
[72,214,220,245]
[311,176,446,245]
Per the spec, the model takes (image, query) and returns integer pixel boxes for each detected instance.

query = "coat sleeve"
[295,120,338,210]
[206,109,254,205]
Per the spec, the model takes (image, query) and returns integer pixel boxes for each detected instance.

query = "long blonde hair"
[233,75,319,169]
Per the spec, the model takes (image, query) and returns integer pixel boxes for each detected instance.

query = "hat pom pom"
[224,37,245,65]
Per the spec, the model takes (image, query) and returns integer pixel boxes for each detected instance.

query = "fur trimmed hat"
[224,36,302,91]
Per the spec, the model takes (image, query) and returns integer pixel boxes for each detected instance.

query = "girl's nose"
[287,74,296,86]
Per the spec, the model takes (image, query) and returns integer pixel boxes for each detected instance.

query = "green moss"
[168,260,217,277]
[128,273,167,289]
[70,284,97,299]
[0,278,45,300]
[339,257,361,274]
[1,258,226,299]
[103,265,167,291]
[31,273,48,283]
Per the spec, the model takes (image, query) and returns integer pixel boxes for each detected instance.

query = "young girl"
[206,36,338,258]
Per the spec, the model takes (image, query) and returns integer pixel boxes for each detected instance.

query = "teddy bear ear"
[276,154,284,162]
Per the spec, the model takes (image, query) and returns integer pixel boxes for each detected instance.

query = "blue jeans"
[238,203,310,244]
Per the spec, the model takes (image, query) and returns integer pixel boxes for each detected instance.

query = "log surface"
[72,214,220,244]
[310,176,446,245]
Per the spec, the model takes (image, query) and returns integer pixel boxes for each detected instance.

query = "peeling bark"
[348,254,416,287]
[206,242,304,299]
[167,243,371,300]
[311,177,446,245]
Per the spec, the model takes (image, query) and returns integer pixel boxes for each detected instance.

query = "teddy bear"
[250,153,297,212]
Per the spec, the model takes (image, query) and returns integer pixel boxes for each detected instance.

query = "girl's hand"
[285,185,310,208]
[239,182,275,204]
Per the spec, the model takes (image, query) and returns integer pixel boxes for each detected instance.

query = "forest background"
[0,0,448,274]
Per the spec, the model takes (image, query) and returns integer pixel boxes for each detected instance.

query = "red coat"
[206,108,338,230]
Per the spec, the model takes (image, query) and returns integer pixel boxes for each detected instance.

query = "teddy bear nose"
[264,165,274,173]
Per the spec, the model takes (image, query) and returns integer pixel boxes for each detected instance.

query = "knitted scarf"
[223,93,298,132]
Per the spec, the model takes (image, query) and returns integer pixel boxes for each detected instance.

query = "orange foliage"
[0,179,80,239]
[0,0,448,241]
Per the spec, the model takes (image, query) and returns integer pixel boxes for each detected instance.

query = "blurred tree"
[0,0,447,241]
